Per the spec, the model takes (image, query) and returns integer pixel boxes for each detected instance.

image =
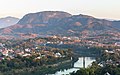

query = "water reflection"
[54,57,95,75]
[74,57,95,68]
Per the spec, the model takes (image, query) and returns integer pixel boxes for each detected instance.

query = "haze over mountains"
[0,16,19,28]
[0,11,120,38]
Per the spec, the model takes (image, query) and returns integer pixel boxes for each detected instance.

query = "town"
[0,32,120,61]
[0,32,120,74]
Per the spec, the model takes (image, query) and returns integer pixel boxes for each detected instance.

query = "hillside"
[0,11,120,38]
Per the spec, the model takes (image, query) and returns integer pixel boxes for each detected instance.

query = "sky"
[0,0,120,20]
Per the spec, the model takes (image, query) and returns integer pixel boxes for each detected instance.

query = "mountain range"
[0,16,19,28]
[0,11,120,38]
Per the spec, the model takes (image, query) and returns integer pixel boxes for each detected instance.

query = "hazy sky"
[0,0,120,20]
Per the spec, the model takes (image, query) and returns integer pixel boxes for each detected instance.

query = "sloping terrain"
[0,11,120,38]
[0,16,19,28]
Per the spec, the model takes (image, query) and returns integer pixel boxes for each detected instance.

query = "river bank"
[0,56,95,75]
[1,58,73,75]
[53,57,96,75]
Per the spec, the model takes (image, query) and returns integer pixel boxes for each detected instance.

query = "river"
[50,57,95,75]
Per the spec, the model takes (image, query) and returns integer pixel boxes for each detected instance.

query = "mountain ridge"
[0,16,19,28]
[0,11,120,38]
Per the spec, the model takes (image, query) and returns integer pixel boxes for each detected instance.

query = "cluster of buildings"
[99,49,120,67]
[0,42,66,61]
[42,35,120,49]
[0,34,120,64]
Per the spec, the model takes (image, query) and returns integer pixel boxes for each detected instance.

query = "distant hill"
[0,16,19,28]
[0,11,120,38]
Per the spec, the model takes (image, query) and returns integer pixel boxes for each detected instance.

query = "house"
[22,53,31,57]
[35,56,41,60]
[25,48,31,52]
[2,50,8,56]
[115,42,120,46]
[105,50,114,54]
[55,52,62,57]
[58,41,63,45]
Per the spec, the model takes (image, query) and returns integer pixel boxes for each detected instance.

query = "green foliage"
[70,63,120,75]
[71,49,120,75]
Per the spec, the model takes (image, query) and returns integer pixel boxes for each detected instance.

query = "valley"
[0,11,120,75]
